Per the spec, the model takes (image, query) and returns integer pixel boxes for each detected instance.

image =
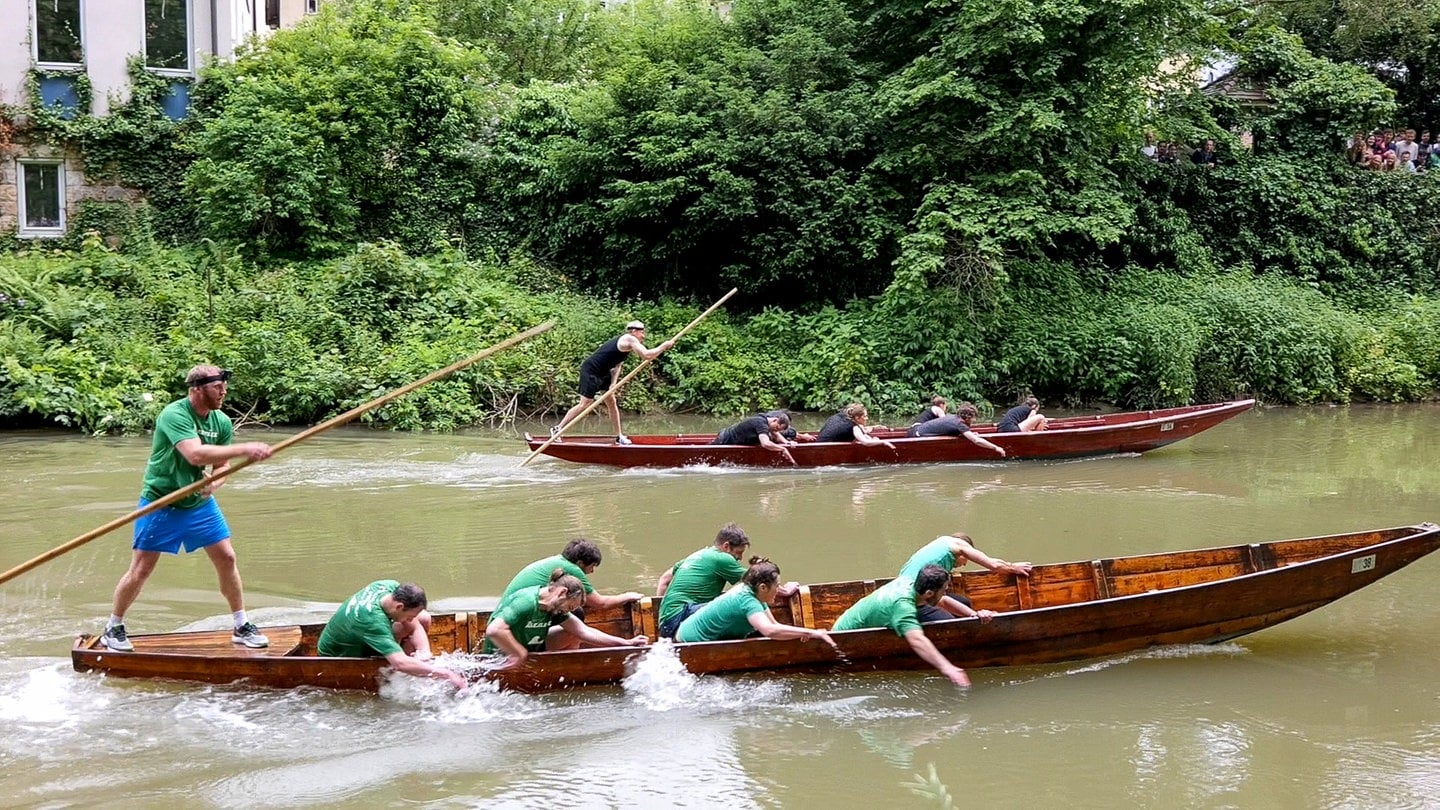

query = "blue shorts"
[132,497,231,554]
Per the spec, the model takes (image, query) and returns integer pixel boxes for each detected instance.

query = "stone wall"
[2,133,142,238]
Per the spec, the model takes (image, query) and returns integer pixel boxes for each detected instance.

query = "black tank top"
[581,336,628,376]
[816,412,858,442]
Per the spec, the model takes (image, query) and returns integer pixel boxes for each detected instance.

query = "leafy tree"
[185,0,497,257]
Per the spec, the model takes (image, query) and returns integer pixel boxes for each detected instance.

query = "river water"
[1,405,1438,808]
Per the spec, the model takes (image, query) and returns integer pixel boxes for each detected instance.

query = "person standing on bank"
[100,365,274,652]
[551,321,674,445]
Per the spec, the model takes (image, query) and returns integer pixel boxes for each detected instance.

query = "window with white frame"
[18,161,66,236]
[34,0,84,66]
[306,0,319,13]
[144,0,190,72]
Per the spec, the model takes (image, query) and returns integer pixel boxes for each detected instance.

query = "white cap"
[625,320,646,330]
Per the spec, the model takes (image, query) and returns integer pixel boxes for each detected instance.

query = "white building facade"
[0,0,318,237]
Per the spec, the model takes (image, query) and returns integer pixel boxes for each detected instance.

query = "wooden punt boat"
[72,523,1438,693]
[522,400,1255,468]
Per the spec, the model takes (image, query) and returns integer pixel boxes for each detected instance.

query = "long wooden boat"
[72,523,1438,692]
[523,400,1256,468]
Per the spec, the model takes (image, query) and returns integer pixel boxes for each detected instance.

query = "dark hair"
[914,565,950,595]
[767,412,791,430]
[1020,396,1040,409]
[715,522,750,548]
[561,538,602,568]
[956,402,979,420]
[547,568,586,600]
[392,583,428,610]
[930,395,947,407]
[743,557,780,589]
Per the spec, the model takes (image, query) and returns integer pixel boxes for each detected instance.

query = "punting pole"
[0,320,556,588]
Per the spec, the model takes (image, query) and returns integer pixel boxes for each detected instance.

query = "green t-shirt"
[897,537,957,584]
[482,585,570,654]
[832,580,922,636]
[317,580,402,657]
[658,547,747,626]
[141,397,234,508]
[500,555,595,600]
[674,584,766,643]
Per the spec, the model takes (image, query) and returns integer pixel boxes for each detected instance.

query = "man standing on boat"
[900,532,1031,622]
[318,580,467,689]
[832,565,973,687]
[551,320,674,445]
[100,365,273,653]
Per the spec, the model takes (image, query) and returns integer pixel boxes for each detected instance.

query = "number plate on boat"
[1352,555,1376,574]
[1160,422,1174,432]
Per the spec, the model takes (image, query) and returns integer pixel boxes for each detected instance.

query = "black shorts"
[579,370,611,399]
[917,594,973,623]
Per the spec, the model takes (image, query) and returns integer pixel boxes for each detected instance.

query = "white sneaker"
[548,426,563,442]
[615,434,633,446]
[101,624,134,652]
[232,622,269,648]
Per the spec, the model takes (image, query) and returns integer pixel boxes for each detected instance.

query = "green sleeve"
[156,403,198,446]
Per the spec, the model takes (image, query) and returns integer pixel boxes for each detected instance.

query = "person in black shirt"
[815,403,896,450]
[996,396,1048,433]
[913,395,947,426]
[906,403,1005,457]
[712,413,796,463]
[551,320,673,444]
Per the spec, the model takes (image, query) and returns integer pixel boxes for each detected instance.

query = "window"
[306,0,319,13]
[265,0,279,28]
[18,161,66,236]
[144,0,190,72]
[34,0,84,65]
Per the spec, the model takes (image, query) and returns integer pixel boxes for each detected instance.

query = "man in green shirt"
[318,580,467,689]
[101,365,274,653]
[898,532,1031,623]
[499,538,643,649]
[656,523,751,638]
[832,565,972,687]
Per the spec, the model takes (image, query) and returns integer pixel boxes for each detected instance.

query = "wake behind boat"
[523,400,1255,468]
[72,522,1436,692]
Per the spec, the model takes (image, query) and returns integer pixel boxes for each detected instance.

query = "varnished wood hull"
[523,400,1256,468]
[72,523,1438,693]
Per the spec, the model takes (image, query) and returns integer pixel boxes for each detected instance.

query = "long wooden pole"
[0,320,555,588]
[521,289,738,467]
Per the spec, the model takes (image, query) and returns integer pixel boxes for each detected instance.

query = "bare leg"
[546,626,583,651]
[111,550,163,619]
[202,539,246,613]
[555,396,596,431]
[1019,413,1047,432]
[396,611,434,659]
[606,396,623,436]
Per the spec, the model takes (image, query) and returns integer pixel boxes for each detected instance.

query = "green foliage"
[1238,27,1398,152]
[185,0,497,257]
[484,0,891,303]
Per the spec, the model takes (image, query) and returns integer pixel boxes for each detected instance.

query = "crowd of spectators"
[1347,128,1440,172]
[1140,134,1222,168]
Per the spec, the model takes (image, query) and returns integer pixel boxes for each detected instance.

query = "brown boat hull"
[72,523,1438,693]
[523,400,1256,468]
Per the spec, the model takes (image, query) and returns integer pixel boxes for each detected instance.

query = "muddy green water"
[1,405,1438,808]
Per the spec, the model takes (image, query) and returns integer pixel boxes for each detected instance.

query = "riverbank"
[2,240,1437,434]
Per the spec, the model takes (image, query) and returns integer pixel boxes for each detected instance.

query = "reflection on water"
[2,406,1440,806]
